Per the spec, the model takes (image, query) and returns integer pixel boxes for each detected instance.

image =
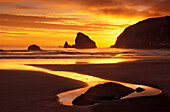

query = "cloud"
[98,7,139,16]
[0,31,28,35]
[0,0,21,4]
[0,0,169,32]
[0,14,79,23]
[86,23,129,28]
[13,6,42,10]
[0,14,115,31]
[85,0,169,17]
[73,0,120,7]
[0,0,169,18]
[148,0,170,14]
[35,0,169,17]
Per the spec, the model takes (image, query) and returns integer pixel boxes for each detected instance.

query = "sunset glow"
[0,59,162,106]
[0,0,169,47]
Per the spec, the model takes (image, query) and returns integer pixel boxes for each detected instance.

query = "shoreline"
[32,60,170,111]
[0,60,170,111]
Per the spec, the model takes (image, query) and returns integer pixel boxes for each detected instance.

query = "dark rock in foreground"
[72,82,134,106]
[28,44,42,51]
[111,16,170,49]
[64,32,97,49]
[0,49,4,52]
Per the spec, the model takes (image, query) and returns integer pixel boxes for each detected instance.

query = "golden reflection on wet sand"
[57,79,161,106]
[0,58,137,66]
[0,58,162,106]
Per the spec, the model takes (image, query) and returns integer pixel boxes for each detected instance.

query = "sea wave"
[0,48,170,59]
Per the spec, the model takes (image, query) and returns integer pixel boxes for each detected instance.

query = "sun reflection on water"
[0,58,137,66]
[0,58,162,106]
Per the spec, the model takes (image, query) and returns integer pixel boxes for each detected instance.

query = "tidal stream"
[0,59,162,106]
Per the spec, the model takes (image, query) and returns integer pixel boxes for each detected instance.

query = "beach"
[0,60,170,112]
[1,1,170,111]
[0,70,87,112]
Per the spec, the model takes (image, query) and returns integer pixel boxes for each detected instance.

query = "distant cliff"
[64,32,97,48]
[111,16,170,49]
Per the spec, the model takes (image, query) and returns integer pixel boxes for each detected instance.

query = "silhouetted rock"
[135,87,145,93]
[72,94,96,106]
[111,16,170,49]
[64,41,72,48]
[72,45,76,48]
[63,32,97,48]
[0,49,4,52]
[72,82,134,106]
[75,32,97,48]
[28,44,42,51]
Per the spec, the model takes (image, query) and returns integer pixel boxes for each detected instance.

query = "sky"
[0,0,169,48]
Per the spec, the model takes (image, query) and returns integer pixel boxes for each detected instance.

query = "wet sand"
[0,70,87,112]
[33,60,170,112]
[0,60,170,112]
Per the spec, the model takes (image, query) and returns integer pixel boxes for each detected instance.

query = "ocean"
[0,46,170,67]
[0,47,170,60]
[0,46,168,107]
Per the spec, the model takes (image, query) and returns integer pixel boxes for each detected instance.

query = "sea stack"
[64,41,72,48]
[75,32,97,48]
[111,16,170,49]
[28,44,42,51]
[63,32,97,48]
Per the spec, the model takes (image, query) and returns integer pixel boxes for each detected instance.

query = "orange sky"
[0,0,169,47]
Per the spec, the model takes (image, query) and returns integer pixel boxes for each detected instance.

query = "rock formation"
[28,44,42,51]
[0,49,4,52]
[72,82,134,106]
[64,41,72,48]
[64,32,97,48]
[111,16,170,49]
[75,32,97,48]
